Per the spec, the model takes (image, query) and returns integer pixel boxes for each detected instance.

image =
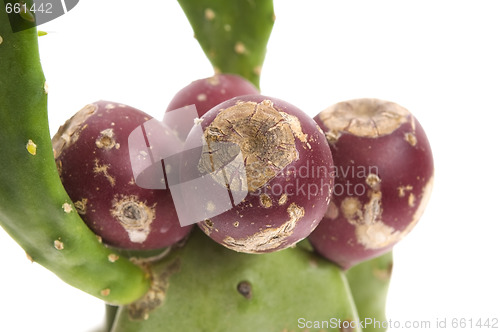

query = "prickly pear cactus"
[111,229,360,332]
[0,1,393,331]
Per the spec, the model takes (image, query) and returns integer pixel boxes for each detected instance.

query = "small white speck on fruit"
[62,203,73,213]
[340,197,362,219]
[204,8,215,20]
[197,93,207,101]
[105,104,116,109]
[26,139,37,155]
[207,75,220,86]
[44,81,49,94]
[108,253,119,262]
[278,194,288,206]
[408,193,416,207]
[54,240,64,250]
[259,193,272,208]
[206,201,216,212]
[405,132,417,146]
[397,185,413,197]
[0,35,3,45]
[164,163,172,174]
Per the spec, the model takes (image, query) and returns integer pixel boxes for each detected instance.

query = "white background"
[1,1,500,331]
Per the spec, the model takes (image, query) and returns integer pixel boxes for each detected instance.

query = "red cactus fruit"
[181,95,334,253]
[309,98,434,269]
[166,73,259,116]
[52,101,192,250]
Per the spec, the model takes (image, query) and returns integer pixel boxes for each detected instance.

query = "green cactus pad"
[0,5,150,305]
[110,228,361,332]
[346,252,393,332]
[177,0,274,89]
